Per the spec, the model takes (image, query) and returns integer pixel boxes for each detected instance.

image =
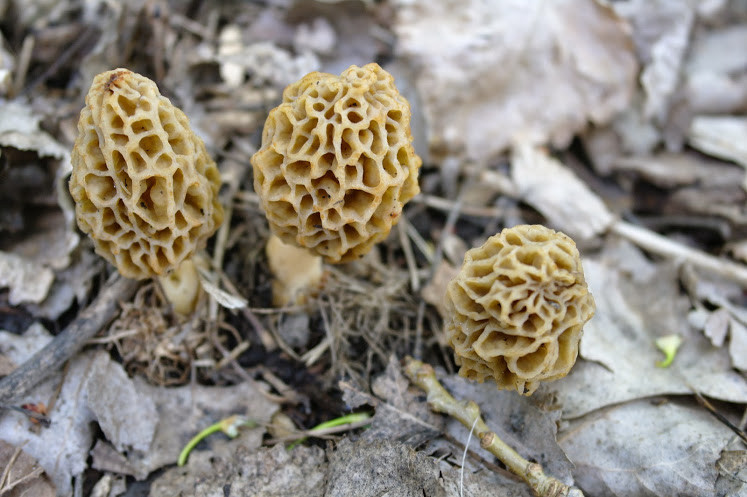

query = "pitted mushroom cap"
[251,63,421,263]
[69,69,224,279]
[444,225,595,395]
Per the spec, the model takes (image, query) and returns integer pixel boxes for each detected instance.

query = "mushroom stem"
[158,258,202,315]
[265,234,324,306]
[403,357,584,497]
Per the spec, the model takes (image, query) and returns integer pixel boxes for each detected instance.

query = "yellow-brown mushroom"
[444,224,595,395]
[251,63,421,265]
[69,68,224,313]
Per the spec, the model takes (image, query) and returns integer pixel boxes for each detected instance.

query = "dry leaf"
[685,24,747,114]
[126,378,278,479]
[511,142,614,241]
[342,356,442,446]
[688,116,747,188]
[197,268,248,309]
[0,251,54,305]
[560,400,734,497]
[0,101,67,158]
[611,152,744,189]
[394,0,637,164]
[729,318,747,371]
[703,308,730,347]
[715,449,747,497]
[613,0,694,123]
[0,326,278,492]
[551,240,747,418]
[216,42,320,88]
[420,261,459,318]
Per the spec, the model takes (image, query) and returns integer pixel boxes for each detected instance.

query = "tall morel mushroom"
[69,68,224,313]
[251,63,421,265]
[444,224,595,395]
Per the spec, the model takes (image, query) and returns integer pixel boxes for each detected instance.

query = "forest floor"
[0,1,746,496]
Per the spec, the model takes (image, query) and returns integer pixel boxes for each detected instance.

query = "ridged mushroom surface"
[444,224,595,395]
[251,63,421,263]
[69,68,223,279]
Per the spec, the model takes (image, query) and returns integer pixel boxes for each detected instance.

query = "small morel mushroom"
[69,68,224,314]
[251,63,421,265]
[444,224,595,395]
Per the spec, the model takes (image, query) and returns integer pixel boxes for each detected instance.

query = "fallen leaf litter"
[0,1,746,496]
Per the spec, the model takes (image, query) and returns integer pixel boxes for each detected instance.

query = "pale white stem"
[266,234,323,306]
[158,258,201,315]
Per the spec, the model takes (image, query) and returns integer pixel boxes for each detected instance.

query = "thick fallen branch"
[0,273,138,406]
[404,357,583,497]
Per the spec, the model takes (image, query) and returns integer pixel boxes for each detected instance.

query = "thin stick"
[398,220,420,292]
[0,273,138,406]
[12,35,34,97]
[693,391,747,445]
[20,27,98,96]
[404,357,584,497]
[611,220,747,286]
[411,194,503,219]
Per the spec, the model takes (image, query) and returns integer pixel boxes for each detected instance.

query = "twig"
[402,216,434,263]
[611,220,747,287]
[0,446,45,493]
[0,273,138,406]
[20,26,98,96]
[693,391,747,445]
[398,219,420,292]
[11,35,34,97]
[411,194,503,219]
[404,357,584,497]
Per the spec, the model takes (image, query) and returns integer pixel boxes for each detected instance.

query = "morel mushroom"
[444,225,595,395]
[69,68,224,314]
[251,63,421,265]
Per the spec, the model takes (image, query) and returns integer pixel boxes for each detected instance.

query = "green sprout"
[288,412,371,449]
[655,334,683,368]
[178,415,257,466]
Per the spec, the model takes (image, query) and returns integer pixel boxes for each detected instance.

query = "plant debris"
[1,0,746,495]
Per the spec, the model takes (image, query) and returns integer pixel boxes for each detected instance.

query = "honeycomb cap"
[444,225,595,395]
[251,63,422,263]
[69,69,224,279]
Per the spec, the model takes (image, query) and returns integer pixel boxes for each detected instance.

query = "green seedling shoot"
[655,334,683,368]
[178,415,257,466]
